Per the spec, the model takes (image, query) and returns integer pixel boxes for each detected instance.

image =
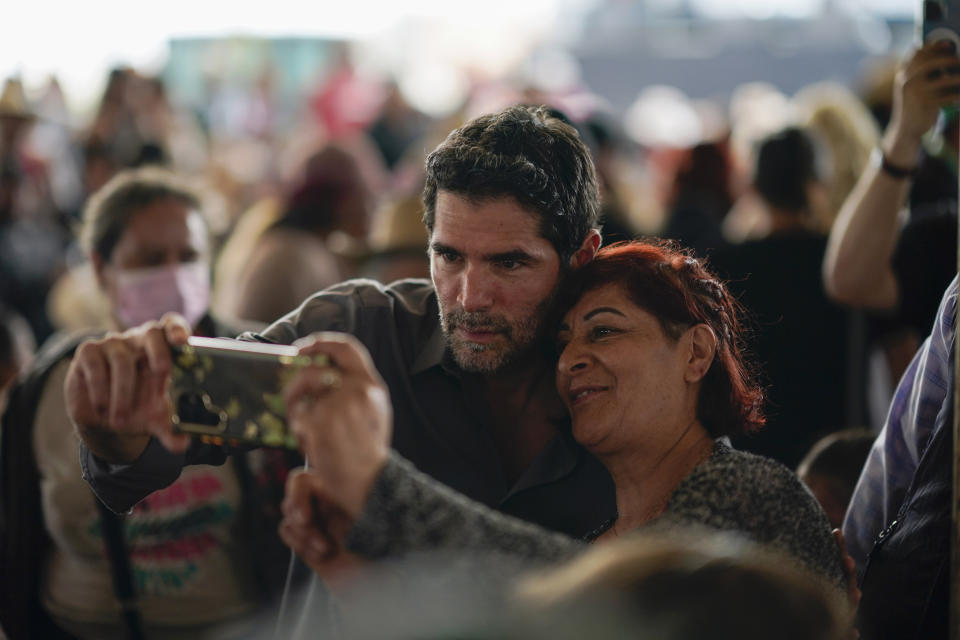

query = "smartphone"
[920,1,960,142]
[169,336,322,449]
[922,0,960,48]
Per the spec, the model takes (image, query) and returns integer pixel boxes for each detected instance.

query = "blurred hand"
[832,528,861,639]
[66,313,192,461]
[886,41,960,158]
[279,467,366,585]
[284,332,392,519]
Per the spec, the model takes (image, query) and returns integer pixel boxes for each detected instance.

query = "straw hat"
[0,78,34,120]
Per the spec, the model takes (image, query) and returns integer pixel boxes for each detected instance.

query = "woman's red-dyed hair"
[553,239,765,438]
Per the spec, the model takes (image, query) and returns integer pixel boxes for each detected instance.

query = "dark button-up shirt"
[81,279,615,538]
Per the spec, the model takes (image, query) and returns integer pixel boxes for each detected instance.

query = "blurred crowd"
[2,49,939,441]
[0,37,956,640]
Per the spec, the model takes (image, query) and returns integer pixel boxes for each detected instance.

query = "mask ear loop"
[273,459,310,640]
[273,353,342,638]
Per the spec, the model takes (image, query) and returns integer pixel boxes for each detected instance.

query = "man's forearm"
[75,423,151,464]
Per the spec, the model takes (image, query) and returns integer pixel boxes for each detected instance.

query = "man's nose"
[458,265,495,312]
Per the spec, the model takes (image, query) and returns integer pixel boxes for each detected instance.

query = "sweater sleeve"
[661,447,846,590]
[346,452,584,565]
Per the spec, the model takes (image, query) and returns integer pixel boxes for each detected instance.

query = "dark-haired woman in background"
[223,144,374,324]
[711,126,857,469]
[279,240,846,590]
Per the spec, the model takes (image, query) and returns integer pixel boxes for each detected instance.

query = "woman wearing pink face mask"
[0,168,293,640]
[87,169,212,333]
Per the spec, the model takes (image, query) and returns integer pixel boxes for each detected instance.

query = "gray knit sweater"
[345,441,846,588]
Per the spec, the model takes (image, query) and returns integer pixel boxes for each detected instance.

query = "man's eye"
[436,250,460,264]
[497,258,527,270]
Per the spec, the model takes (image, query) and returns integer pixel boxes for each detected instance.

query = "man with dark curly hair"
[70,105,614,547]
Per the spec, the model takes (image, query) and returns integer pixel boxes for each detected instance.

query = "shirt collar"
[503,426,581,502]
[410,321,448,375]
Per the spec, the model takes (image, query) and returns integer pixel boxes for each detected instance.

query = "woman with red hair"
[279,240,845,588]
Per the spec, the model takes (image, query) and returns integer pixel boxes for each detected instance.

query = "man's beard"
[440,301,550,374]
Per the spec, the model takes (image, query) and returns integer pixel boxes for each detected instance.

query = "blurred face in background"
[799,471,848,529]
[337,180,374,239]
[0,115,31,149]
[93,198,211,330]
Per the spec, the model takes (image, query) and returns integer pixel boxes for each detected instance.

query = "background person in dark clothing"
[711,126,856,468]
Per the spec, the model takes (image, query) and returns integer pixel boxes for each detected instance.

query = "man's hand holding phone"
[66,313,193,463]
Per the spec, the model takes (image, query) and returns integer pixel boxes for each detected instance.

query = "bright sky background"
[3,1,582,104]
[2,0,913,114]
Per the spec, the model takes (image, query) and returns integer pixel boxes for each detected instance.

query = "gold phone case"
[169,336,318,449]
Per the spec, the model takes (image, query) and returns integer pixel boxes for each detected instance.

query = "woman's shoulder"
[681,442,833,530]
[711,440,802,478]
[682,441,808,502]
[665,441,845,586]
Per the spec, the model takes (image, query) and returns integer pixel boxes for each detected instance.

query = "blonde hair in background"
[793,82,880,233]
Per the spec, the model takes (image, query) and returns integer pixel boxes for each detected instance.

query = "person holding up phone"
[64,106,616,625]
[276,243,847,593]
[822,40,960,573]
[0,168,288,640]
[68,106,613,533]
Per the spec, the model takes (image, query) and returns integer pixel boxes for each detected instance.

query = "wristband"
[873,148,917,180]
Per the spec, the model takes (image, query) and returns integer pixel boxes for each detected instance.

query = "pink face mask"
[112,261,210,329]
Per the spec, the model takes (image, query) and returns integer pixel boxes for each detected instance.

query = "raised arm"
[278,334,582,576]
[67,315,201,511]
[823,42,960,309]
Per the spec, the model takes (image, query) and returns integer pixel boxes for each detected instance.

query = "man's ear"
[684,324,717,383]
[569,229,601,269]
